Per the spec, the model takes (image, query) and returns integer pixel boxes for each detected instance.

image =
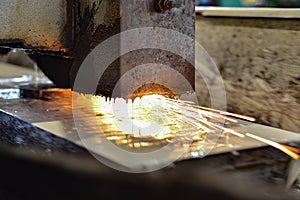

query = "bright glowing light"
[246,133,299,160]
[82,93,299,159]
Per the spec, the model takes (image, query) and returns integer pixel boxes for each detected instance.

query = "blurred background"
[196,0,300,7]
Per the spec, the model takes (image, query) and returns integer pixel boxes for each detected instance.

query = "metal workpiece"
[0,86,298,199]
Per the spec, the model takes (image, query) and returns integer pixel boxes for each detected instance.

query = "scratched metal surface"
[1,88,300,163]
[1,87,300,198]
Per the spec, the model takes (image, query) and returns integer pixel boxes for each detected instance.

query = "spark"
[85,94,299,159]
[245,133,299,160]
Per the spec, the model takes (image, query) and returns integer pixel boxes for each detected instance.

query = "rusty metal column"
[70,0,195,97]
[119,0,195,98]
